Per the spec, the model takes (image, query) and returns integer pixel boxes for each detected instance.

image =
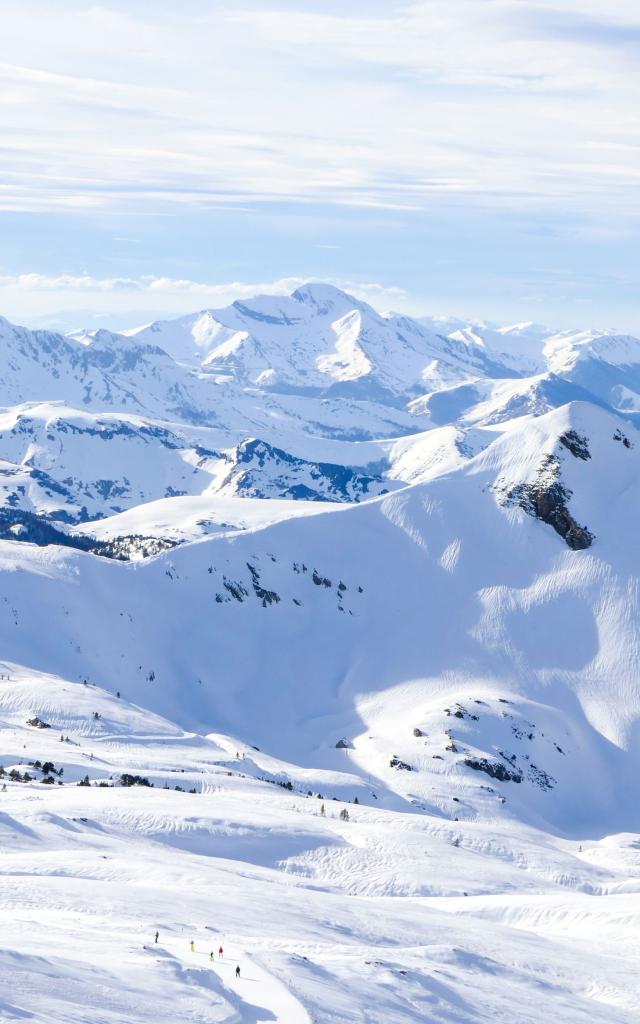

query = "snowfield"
[1,283,640,1022]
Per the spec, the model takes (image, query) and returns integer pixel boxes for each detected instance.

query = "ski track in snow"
[175,943,311,1024]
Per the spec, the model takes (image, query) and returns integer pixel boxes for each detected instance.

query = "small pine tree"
[120,774,152,788]
[78,775,90,787]
[320,803,325,817]
[353,796,359,805]
[339,808,350,822]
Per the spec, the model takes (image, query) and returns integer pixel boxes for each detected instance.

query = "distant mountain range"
[0,282,639,839]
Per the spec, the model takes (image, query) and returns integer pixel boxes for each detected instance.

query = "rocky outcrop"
[558,429,591,460]
[613,428,632,449]
[501,454,594,550]
[518,477,594,550]
[223,438,391,504]
[463,757,522,783]
[247,563,280,607]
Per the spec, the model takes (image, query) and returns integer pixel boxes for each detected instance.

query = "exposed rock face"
[247,562,280,607]
[501,453,594,551]
[225,438,390,503]
[558,429,591,460]
[463,757,523,783]
[519,476,594,551]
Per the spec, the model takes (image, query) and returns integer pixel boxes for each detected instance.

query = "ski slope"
[1,666,640,1022]
[1,665,640,1023]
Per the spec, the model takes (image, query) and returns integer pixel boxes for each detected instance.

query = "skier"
[190,941,195,953]
[155,931,159,944]
[210,951,215,962]
[235,966,241,979]
[218,945,224,959]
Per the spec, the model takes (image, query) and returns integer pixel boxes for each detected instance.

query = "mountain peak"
[291,281,361,314]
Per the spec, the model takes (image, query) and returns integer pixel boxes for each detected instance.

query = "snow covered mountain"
[129,283,516,396]
[2,283,640,1023]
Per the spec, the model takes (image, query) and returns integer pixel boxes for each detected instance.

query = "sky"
[1,0,639,332]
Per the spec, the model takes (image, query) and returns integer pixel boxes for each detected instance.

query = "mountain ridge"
[2,283,640,1022]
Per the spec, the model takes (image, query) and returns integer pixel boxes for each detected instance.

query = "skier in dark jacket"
[235,965,241,979]
[155,931,159,944]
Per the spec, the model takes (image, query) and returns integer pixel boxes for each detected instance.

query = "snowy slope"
[544,329,640,413]
[214,438,394,502]
[1,402,639,829]
[0,405,404,526]
[443,320,553,375]
[2,666,640,1023]
[2,286,640,1022]
[0,317,220,424]
[130,284,515,398]
[0,404,224,521]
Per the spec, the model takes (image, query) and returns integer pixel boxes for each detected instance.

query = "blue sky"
[1,0,639,331]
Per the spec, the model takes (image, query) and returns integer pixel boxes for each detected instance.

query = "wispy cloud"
[2,2,639,332]
[1,1,639,217]
[0,271,400,298]
[0,273,409,325]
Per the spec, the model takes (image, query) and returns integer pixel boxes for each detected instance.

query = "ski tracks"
[162,937,312,1024]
